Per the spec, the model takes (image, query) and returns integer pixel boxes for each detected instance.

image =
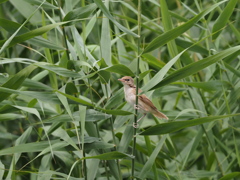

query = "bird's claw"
[134,104,140,110]
[133,122,139,128]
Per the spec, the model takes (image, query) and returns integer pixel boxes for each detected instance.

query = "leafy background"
[0,0,240,179]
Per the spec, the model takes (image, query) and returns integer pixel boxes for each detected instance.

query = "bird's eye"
[125,79,130,81]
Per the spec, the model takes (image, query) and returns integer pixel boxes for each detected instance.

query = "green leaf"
[0,113,25,121]
[13,105,41,120]
[23,0,58,9]
[224,62,240,77]
[0,18,29,35]
[0,64,37,102]
[101,64,135,76]
[27,37,64,50]
[118,125,134,153]
[55,90,93,107]
[0,160,4,180]
[104,88,124,109]
[142,50,186,92]
[212,0,238,40]
[83,151,133,160]
[63,4,97,26]
[0,140,65,155]
[143,1,225,53]
[219,172,240,180]
[85,109,112,122]
[35,62,81,78]
[140,114,240,135]
[0,87,60,104]
[0,0,9,4]
[0,17,63,49]
[174,81,230,91]
[138,135,167,179]
[175,38,209,55]
[98,108,132,116]
[52,128,79,150]
[93,0,138,37]
[149,46,240,90]
[65,82,78,95]
[160,0,179,59]
[0,22,66,48]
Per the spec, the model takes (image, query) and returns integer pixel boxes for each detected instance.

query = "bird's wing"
[138,94,158,111]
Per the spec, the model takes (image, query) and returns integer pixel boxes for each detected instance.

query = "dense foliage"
[0,0,240,179]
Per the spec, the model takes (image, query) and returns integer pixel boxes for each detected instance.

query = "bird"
[118,76,168,128]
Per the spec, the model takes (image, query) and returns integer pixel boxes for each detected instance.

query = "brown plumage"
[118,76,168,127]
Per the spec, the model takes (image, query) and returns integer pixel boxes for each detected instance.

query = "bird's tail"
[153,110,168,120]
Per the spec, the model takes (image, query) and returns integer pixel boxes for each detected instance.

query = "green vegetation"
[0,0,240,179]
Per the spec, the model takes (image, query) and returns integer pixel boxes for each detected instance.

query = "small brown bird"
[118,76,168,128]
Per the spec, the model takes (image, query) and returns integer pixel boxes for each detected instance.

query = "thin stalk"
[105,83,122,179]
[83,151,87,179]
[57,0,70,61]
[131,0,141,179]
[95,122,110,180]
[109,117,122,180]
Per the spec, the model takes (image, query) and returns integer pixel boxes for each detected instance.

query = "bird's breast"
[124,86,136,105]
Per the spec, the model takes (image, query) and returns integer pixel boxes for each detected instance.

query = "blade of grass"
[138,135,167,179]
[149,45,240,90]
[143,0,226,54]
[93,0,138,37]
[212,0,238,40]
[140,114,240,135]
[0,64,37,102]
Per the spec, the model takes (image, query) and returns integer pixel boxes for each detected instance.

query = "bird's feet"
[133,122,139,128]
[134,104,140,110]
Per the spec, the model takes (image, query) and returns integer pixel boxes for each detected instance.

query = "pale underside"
[123,84,168,119]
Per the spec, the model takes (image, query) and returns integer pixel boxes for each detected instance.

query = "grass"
[0,0,240,179]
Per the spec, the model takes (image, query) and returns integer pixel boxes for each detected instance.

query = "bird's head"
[118,76,135,87]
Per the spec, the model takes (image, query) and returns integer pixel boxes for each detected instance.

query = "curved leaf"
[101,64,134,76]
[98,108,132,116]
[138,135,167,179]
[35,62,81,78]
[143,1,226,54]
[140,114,240,135]
[93,0,138,37]
[0,113,25,121]
[0,140,65,155]
[56,90,93,107]
[219,172,240,180]
[149,45,240,90]
[174,81,230,91]
[0,64,37,102]
[63,4,97,26]
[83,151,133,160]
[212,0,238,40]
[0,22,66,48]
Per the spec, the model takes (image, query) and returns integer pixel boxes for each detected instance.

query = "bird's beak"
[118,78,124,82]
